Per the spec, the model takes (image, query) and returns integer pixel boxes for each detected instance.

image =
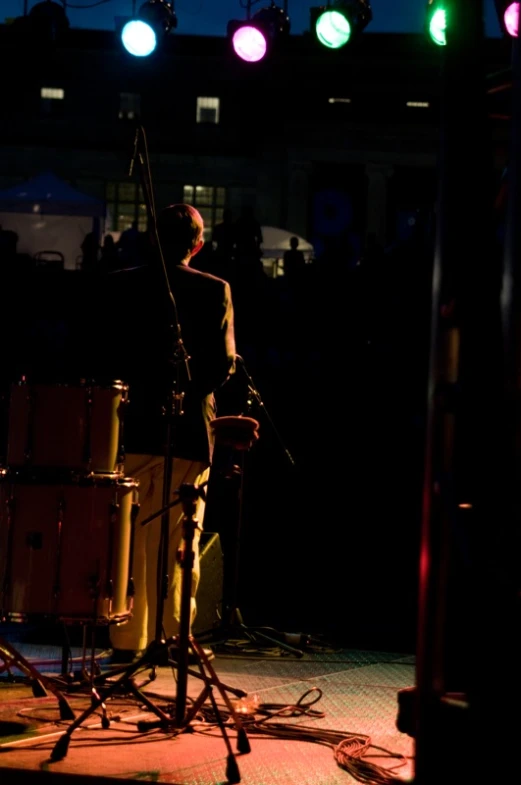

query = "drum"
[7,379,129,474]
[0,471,139,624]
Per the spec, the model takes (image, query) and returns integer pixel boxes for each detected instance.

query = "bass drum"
[7,379,129,475]
[0,471,139,625]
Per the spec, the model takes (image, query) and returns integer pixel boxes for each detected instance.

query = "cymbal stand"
[49,483,252,783]
[197,355,304,657]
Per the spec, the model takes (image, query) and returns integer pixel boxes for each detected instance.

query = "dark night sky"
[3,0,503,37]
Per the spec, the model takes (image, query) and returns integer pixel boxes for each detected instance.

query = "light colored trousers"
[110,453,210,652]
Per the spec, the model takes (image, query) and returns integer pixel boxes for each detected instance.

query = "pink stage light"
[504,2,519,38]
[231,25,267,62]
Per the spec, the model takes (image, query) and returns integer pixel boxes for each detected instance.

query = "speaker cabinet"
[193,531,223,634]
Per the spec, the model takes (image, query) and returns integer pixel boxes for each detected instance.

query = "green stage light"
[316,9,351,49]
[426,1,448,46]
[312,2,372,50]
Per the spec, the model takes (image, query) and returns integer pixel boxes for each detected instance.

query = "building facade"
[0,22,512,257]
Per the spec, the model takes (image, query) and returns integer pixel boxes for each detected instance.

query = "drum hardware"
[0,374,137,696]
[0,634,75,720]
[25,381,35,465]
[83,384,93,468]
[0,422,139,692]
[0,472,139,693]
[49,481,251,769]
[53,493,66,614]
[7,379,129,475]
[0,473,139,625]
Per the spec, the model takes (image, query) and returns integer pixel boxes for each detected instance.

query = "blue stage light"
[121,19,157,56]
[121,1,176,58]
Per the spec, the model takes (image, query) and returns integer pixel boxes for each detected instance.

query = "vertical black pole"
[414,1,499,782]
[495,18,521,780]
[502,7,521,373]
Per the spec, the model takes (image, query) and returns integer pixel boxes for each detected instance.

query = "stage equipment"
[411,0,521,782]
[50,483,251,783]
[191,531,224,635]
[0,635,75,720]
[0,471,138,625]
[9,1,70,48]
[27,1,69,42]
[227,2,290,63]
[121,0,177,57]
[426,0,448,46]
[0,372,137,689]
[195,358,303,658]
[45,124,253,779]
[7,379,128,475]
[502,2,519,37]
[312,1,373,49]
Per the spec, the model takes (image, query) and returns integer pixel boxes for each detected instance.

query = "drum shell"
[0,472,139,624]
[7,381,128,475]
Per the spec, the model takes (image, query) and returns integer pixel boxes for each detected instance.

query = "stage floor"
[0,635,415,785]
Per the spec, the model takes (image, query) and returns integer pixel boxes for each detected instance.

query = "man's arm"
[186,277,236,396]
[217,279,237,387]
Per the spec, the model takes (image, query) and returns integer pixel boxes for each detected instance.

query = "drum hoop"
[0,469,138,488]
[10,379,129,392]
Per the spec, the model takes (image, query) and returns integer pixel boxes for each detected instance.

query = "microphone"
[128,127,140,177]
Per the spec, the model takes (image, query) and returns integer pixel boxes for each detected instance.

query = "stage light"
[426,0,447,46]
[503,2,519,37]
[312,2,373,50]
[230,25,267,62]
[121,0,177,57]
[24,0,70,44]
[316,10,352,48]
[121,19,157,56]
[227,4,290,63]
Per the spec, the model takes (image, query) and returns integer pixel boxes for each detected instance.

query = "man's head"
[156,204,204,264]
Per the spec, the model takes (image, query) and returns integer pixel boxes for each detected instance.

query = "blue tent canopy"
[0,172,105,218]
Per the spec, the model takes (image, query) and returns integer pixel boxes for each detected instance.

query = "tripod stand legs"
[49,639,173,761]
[200,606,305,658]
[0,636,75,720]
[186,637,249,785]
[49,483,253,784]
[49,635,251,770]
[184,637,251,748]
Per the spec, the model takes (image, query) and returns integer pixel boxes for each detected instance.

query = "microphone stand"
[196,355,305,658]
[49,127,252,779]
[131,124,192,650]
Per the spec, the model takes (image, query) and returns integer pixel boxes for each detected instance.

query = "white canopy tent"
[0,172,106,270]
[260,226,314,277]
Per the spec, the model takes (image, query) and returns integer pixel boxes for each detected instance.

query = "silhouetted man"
[106,204,237,663]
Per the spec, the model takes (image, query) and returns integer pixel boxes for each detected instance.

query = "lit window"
[119,92,141,120]
[41,87,64,100]
[196,97,220,124]
[406,101,430,108]
[328,97,351,104]
[182,184,226,240]
[106,181,147,232]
